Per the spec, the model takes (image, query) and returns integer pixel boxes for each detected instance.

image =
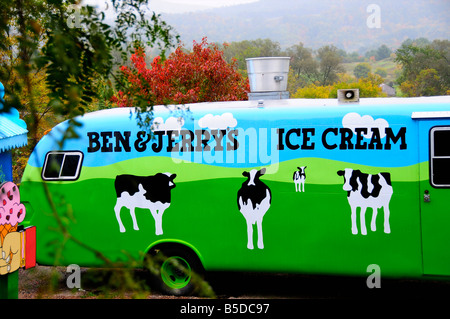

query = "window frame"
[41,151,84,181]
[429,126,450,188]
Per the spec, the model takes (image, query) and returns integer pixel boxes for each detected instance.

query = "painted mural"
[18,98,450,278]
[0,182,35,275]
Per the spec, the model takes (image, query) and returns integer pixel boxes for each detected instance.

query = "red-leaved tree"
[112,37,249,107]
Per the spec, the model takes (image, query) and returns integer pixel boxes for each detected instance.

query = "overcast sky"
[84,0,260,14]
[150,0,260,13]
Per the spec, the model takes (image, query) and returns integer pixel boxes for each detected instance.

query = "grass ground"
[17,264,450,299]
[17,265,180,299]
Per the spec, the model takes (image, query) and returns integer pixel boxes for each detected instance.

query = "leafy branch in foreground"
[0,0,179,148]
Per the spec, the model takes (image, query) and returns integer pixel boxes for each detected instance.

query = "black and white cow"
[114,173,176,235]
[293,166,307,192]
[237,168,272,249]
[337,168,393,235]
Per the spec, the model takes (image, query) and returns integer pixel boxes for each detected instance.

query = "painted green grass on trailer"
[22,156,423,277]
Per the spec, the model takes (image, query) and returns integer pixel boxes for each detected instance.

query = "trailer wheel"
[145,245,204,296]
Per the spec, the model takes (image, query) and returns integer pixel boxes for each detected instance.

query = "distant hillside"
[342,58,398,84]
[160,0,450,52]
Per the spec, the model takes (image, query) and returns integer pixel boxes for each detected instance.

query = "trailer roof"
[77,96,450,121]
[183,95,450,110]
[102,95,450,112]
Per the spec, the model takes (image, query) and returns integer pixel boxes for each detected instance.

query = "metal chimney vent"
[246,57,290,101]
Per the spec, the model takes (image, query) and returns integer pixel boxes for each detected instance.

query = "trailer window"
[42,151,83,181]
[430,127,450,187]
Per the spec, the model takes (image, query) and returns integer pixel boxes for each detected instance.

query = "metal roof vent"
[338,89,359,103]
[246,57,290,101]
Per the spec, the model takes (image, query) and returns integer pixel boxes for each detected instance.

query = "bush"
[293,73,385,98]
[112,37,249,107]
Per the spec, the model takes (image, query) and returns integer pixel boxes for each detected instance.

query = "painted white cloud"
[198,112,237,130]
[152,116,185,131]
[342,112,389,139]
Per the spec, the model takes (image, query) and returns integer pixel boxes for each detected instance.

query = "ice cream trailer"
[19,94,450,295]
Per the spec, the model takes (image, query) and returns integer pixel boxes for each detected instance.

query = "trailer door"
[414,112,450,276]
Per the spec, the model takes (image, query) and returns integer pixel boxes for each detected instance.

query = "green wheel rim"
[161,256,192,290]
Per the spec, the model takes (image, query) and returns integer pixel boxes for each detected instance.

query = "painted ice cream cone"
[0,223,18,247]
[0,182,25,264]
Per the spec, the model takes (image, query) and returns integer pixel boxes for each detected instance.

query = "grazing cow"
[293,166,307,192]
[337,169,393,235]
[114,172,176,235]
[237,168,272,249]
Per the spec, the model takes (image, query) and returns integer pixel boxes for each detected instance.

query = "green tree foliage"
[316,45,344,86]
[365,44,392,61]
[222,39,387,94]
[285,43,318,80]
[339,50,365,63]
[222,40,346,86]
[0,0,178,148]
[375,68,388,78]
[354,63,372,79]
[221,38,282,70]
[400,68,446,97]
[1,0,179,185]
[395,39,450,96]
[376,45,392,60]
[284,43,319,90]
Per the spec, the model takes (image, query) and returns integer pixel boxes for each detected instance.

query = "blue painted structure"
[0,82,28,183]
[0,82,28,299]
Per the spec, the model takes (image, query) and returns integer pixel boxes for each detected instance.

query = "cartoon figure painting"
[0,181,35,275]
[337,169,393,235]
[237,168,272,249]
[293,166,307,192]
[114,173,176,235]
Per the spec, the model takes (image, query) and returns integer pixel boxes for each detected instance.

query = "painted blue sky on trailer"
[26,96,450,171]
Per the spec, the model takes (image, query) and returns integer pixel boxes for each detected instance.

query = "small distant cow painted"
[293,166,307,192]
[337,168,393,235]
[114,173,176,235]
[237,168,272,249]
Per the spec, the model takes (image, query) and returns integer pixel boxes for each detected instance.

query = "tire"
[144,246,204,296]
